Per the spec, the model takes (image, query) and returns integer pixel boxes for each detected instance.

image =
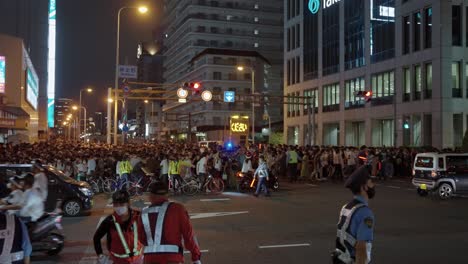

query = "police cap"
[344,166,370,190]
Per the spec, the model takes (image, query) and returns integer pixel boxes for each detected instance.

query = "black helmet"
[112,190,130,204]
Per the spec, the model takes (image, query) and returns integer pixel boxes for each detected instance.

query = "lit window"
[254,43,259,47]
[254,17,259,22]
[254,29,259,35]
[254,4,259,9]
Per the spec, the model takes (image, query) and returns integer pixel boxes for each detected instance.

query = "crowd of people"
[0,140,445,189]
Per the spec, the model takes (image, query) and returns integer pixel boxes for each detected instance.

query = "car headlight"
[79,187,93,197]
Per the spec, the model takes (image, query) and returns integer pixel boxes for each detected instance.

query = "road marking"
[307,184,318,187]
[387,186,401,189]
[184,249,209,254]
[407,188,415,191]
[259,243,311,249]
[200,198,231,202]
[190,211,249,219]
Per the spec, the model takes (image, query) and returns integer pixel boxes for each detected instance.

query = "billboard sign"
[0,56,5,93]
[47,0,57,127]
[26,68,39,110]
[118,65,138,79]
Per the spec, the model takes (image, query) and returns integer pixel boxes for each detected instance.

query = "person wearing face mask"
[332,166,376,264]
[0,177,24,215]
[93,191,143,264]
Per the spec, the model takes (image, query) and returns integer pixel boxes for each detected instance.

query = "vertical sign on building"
[47,0,57,128]
[0,56,5,93]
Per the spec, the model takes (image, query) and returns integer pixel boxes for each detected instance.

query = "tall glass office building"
[284,0,468,149]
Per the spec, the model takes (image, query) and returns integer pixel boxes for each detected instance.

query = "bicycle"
[104,175,132,194]
[181,174,225,196]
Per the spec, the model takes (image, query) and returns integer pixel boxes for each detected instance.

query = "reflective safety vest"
[334,201,367,264]
[141,202,180,254]
[111,215,142,259]
[169,161,180,175]
[119,161,133,175]
[288,151,298,164]
[0,214,24,264]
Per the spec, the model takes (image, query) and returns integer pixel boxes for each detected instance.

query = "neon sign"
[308,0,341,14]
[47,0,56,127]
[230,122,248,133]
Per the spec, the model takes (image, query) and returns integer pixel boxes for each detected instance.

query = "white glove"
[98,254,111,264]
[193,261,202,264]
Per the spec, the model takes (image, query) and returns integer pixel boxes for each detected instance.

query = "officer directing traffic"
[93,190,143,264]
[137,182,201,264]
[333,166,376,264]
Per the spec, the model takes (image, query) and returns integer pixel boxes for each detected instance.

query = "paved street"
[33,180,468,264]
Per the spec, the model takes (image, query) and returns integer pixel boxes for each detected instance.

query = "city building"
[54,98,73,135]
[162,0,284,143]
[136,42,165,139]
[284,0,468,149]
[0,34,41,142]
[0,0,51,136]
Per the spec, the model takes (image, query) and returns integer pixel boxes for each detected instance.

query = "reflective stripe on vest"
[111,215,142,258]
[169,161,180,175]
[120,161,132,174]
[0,214,24,263]
[288,151,298,164]
[335,203,366,263]
[142,202,180,254]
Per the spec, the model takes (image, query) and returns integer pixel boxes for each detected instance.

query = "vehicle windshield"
[45,165,75,183]
[415,157,434,168]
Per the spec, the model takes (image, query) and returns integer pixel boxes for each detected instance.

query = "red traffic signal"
[193,82,200,89]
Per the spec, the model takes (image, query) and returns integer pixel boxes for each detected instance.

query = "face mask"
[366,186,376,199]
[114,206,128,216]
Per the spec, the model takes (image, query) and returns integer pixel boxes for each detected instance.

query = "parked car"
[412,152,468,199]
[0,164,93,216]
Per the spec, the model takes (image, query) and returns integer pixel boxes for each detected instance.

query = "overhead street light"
[114,5,149,145]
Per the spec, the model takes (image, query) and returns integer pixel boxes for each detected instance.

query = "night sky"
[56,0,161,114]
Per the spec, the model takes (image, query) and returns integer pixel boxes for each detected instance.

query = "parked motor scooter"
[236,172,280,192]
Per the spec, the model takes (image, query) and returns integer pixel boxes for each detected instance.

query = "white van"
[412,152,468,199]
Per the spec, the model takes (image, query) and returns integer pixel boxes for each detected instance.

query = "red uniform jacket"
[137,198,201,264]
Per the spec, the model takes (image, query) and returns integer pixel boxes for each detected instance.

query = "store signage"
[231,122,248,133]
[308,0,341,14]
[26,68,39,110]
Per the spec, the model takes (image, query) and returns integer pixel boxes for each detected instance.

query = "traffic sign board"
[123,86,130,93]
[224,91,235,103]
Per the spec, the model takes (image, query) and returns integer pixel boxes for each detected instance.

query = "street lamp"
[73,104,88,139]
[237,65,255,145]
[114,5,149,145]
[79,87,93,139]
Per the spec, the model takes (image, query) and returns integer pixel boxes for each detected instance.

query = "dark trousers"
[332,165,343,182]
[160,174,168,187]
[287,163,298,182]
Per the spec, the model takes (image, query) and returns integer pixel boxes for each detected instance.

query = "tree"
[462,129,468,152]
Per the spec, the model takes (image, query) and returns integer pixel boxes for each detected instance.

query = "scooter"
[30,203,65,256]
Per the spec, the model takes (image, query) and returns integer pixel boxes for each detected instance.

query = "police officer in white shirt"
[3,174,45,223]
[32,163,48,202]
[0,177,24,215]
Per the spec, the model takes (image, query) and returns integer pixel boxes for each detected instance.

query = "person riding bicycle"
[169,155,183,194]
[119,156,133,190]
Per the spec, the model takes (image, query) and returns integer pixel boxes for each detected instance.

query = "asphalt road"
[33,179,468,264]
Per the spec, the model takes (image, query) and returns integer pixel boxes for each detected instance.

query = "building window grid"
[424,7,432,49]
[403,16,410,54]
[403,67,411,101]
[413,12,421,52]
[322,4,340,76]
[296,56,300,83]
[453,5,462,46]
[345,77,365,109]
[323,83,340,112]
[344,0,365,70]
[303,89,318,114]
[371,70,395,99]
[425,63,432,99]
[452,62,461,97]
[370,0,395,63]
[414,65,422,100]
[303,0,319,80]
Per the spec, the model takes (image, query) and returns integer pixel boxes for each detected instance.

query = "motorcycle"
[30,203,65,256]
[236,171,279,192]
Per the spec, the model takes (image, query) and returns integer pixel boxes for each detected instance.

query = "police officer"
[0,211,32,264]
[137,182,201,264]
[286,146,300,182]
[333,166,375,264]
[93,190,143,264]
